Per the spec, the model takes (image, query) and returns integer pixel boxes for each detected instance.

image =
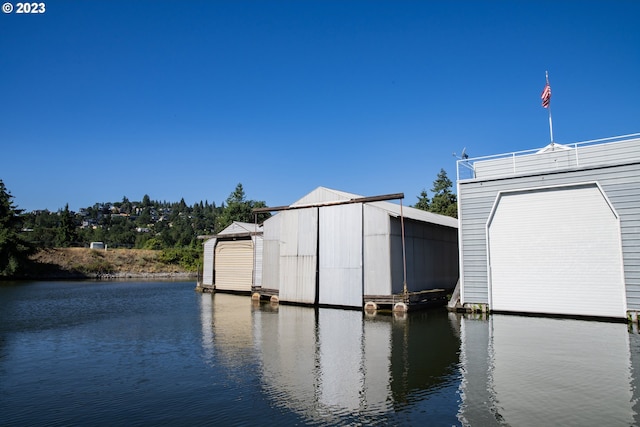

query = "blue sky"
[2,0,639,212]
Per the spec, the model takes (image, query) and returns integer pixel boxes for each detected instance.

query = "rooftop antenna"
[453,147,469,160]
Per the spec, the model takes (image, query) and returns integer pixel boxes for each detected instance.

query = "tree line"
[0,170,456,278]
[19,183,271,250]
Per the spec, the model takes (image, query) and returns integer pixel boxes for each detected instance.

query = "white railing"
[457,133,640,181]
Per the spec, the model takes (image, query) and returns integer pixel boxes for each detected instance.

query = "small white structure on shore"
[201,222,263,293]
[258,187,459,308]
[90,242,105,250]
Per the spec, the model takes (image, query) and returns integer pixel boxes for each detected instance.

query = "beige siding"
[215,240,254,292]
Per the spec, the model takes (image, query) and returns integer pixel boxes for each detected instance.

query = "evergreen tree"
[0,180,34,277]
[217,183,270,231]
[429,169,458,218]
[414,189,430,211]
[119,196,132,214]
[56,203,77,247]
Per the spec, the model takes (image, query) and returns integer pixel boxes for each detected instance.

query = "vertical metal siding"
[262,214,281,290]
[279,208,318,304]
[389,219,405,294]
[202,238,216,285]
[388,216,459,294]
[404,220,459,292]
[253,235,263,288]
[363,204,392,296]
[318,203,363,307]
[488,185,626,318]
[459,161,640,309]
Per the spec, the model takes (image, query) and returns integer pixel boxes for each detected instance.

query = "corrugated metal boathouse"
[200,222,263,293]
[456,134,640,320]
[255,187,459,310]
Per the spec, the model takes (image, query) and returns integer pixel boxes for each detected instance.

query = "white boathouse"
[201,221,263,293]
[257,187,459,309]
[456,134,640,319]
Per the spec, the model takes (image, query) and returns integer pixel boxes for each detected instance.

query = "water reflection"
[201,293,462,424]
[199,293,257,367]
[254,304,463,424]
[458,314,639,426]
[199,293,640,426]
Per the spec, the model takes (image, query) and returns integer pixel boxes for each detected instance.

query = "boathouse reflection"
[252,302,460,421]
[199,293,257,367]
[199,292,460,421]
[457,314,640,426]
[199,293,640,425]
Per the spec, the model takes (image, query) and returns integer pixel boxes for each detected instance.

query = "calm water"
[1,281,639,426]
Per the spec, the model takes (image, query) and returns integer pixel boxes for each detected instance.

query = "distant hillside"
[26,248,197,280]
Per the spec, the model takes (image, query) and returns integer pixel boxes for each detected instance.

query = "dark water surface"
[1,281,639,426]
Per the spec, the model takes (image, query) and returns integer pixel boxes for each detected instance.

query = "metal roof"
[282,187,458,229]
[291,187,363,207]
[218,221,263,235]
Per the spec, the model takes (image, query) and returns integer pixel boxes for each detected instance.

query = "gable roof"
[291,186,362,207]
[368,201,458,228]
[218,221,263,235]
[288,187,458,229]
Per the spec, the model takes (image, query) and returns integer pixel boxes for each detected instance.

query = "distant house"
[259,187,459,309]
[201,222,263,293]
[456,134,640,319]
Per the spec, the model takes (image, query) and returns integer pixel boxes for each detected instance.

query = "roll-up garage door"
[487,184,626,318]
[215,240,254,292]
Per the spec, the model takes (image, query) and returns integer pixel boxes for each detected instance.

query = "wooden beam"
[197,231,261,240]
[252,192,404,213]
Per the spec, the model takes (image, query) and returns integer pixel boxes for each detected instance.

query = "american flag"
[541,83,551,108]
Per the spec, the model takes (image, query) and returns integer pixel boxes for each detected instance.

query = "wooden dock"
[365,289,450,312]
[202,284,450,312]
[195,281,215,293]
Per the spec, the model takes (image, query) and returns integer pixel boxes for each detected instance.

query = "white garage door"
[487,184,626,318]
[215,240,254,292]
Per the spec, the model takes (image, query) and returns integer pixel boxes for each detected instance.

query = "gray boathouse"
[456,134,640,319]
[256,187,459,309]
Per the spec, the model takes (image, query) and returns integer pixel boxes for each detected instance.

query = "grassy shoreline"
[19,248,197,280]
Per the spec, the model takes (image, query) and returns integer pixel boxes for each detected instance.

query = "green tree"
[56,203,78,247]
[217,183,271,231]
[428,169,458,218]
[0,180,34,277]
[135,207,152,227]
[414,189,430,211]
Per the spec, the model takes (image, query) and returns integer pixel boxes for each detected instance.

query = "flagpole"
[546,71,554,144]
